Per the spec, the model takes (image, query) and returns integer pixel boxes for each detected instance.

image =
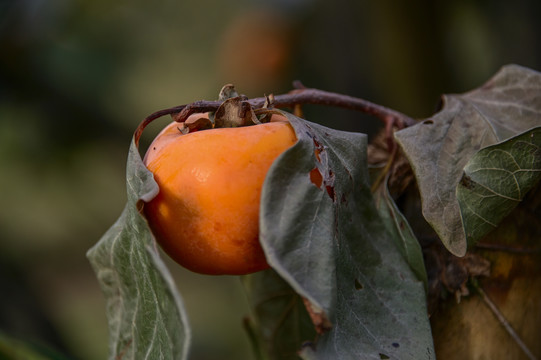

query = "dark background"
[1,0,540,359]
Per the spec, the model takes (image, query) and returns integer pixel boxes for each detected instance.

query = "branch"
[134,84,416,146]
[475,285,538,360]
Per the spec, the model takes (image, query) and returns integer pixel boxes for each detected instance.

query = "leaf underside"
[254,112,433,359]
[87,139,190,360]
[395,64,541,256]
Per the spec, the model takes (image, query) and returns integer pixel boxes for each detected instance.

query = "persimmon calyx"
[214,96,259,128]
[217,83,239,101]
[178,114,213,134]
[213,84,275,128]
[176,85,282,132]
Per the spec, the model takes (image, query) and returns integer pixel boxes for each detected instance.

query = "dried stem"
[475,242,541,254]
[475,284,538,360]
[134,84,416,146]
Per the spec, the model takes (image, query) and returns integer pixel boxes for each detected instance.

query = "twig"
[475,284,538,360]
[475,242,541,255]
[133,105,186,146]
[134,84,416,146]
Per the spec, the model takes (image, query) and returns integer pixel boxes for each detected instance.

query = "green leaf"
[456,127,541,246]
[87,139,190,360]
[373,177,428,290]
[242,270,317,360]
[258,112,433,359]
[395,64,541,256]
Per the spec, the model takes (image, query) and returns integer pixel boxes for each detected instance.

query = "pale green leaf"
[258,112,433,359]
[87,139,190,360]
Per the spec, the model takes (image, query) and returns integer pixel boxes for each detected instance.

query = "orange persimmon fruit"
[143,113,297,275]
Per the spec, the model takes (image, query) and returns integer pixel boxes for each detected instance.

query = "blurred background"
[1,0,540,359]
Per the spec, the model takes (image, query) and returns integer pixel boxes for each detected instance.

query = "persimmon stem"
[134,83,416,146]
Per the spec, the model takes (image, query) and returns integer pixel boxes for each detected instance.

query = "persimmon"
[143,113,297,275]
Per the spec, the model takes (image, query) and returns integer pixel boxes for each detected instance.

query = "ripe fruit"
[143,114,297,275]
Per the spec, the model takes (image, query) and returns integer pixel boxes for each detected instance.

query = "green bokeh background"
[1,0,539,359]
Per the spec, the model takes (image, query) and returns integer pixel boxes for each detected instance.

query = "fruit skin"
[143,115,297,275]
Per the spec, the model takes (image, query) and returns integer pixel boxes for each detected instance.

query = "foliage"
[87,141,190,360]
[88,65,540,359]
[256,113,432,359]
[456,128,541,246]
[395,65,541,256]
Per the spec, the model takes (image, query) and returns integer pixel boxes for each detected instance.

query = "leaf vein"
[463,201,498,228]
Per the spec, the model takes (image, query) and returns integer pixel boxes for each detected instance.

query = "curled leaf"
[395,64,541,256]
[373,176,428,290]
[87,139,190,360]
